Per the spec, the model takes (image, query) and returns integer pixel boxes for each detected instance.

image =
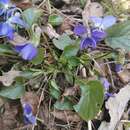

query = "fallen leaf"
[60,18,74,34]
[39,103,58,129]
[0,102,18,130]
[62,0,71,4]
[124,63,130,69]
[51,110,81,123]
[98,83,130,130]
[117,69,130,84]
[11,0,32,9]
[0,70,21,86]
[63,85,79,97]
[42,24,60,39]
[83,2,104,21]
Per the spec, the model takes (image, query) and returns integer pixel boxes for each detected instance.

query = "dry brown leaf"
[39,103,58,129]
[98,83,130,130]
[124,63,130,69]
[83,2,104,22]
[63,86,79,97]
[51,110,81,123]
[60,18,74,34]
[88,2,104,17]
[0,56,8,65]
[62,0,71,4]
[0,70,21,86]
[9,33,28,46]
[21,92,39,115]
[0,102,18,130]
[42,24,60,39]
[11,0,32,9]
[117,70,130,84]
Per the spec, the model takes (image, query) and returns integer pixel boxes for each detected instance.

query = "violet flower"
[74,24,107,50]
[23,103,36,125]
[15,43,38,60]
[74,15,117,50]
[100,77,113,99]
[0,0,15,16]
[100,77,110,90]
[0,13,28,39]
[115,64,123,72]
[90,15,117,30]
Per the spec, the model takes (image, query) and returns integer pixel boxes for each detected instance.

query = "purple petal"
[105,92,114,99]
[9,16,28,28]
[115,64,123,72]
[20,44,37,60]
[0,9,4,15]
[0,22,14,39]
[80,37,96,50]
[24,115,36,125]
[89,16,102,28]
[74,24,87,36]
[90,16,116,30]
[102,15,117,29]
[23,104,32,115]
[14,45,26,53]
[6,7,17,18]
[0,0,10,4]
[92,29,107,42]
[23,103,36,125]
[100,77,110,90]
[27,115,36,124]
[23,113,36,125]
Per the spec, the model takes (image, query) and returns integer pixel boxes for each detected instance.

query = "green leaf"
[23,8,42,27]
[31,48,44,65]
[80,0,87,7]
[74,80,104,120]
[53,33,74,50]
[49,80,61,99]
[0,44,14,54]
[68,57,80,67]
[105,20,130,51]
[49,14,64,26]
[62,43,79,58]
[54,97,74,110]
[0,84,25,99]
[20,69,44,79]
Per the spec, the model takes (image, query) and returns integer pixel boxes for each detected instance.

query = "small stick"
[88,120,92,130]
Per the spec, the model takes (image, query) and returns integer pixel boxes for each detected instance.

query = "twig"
[38,0,46,8]
[106,61,116,89]
[32,75,52,130]
[88,120,92,130]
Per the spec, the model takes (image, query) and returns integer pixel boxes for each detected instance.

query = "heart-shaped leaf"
[105,20,130,51]
[54,97,74,110]
[49,80,61,99]
[49,14,64,26]
[23,8,42,27]
[61,43,79,58]
[31,48,44,65]
[53,33,74,50]
[74,80,104,120]
[0,84,25,99]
